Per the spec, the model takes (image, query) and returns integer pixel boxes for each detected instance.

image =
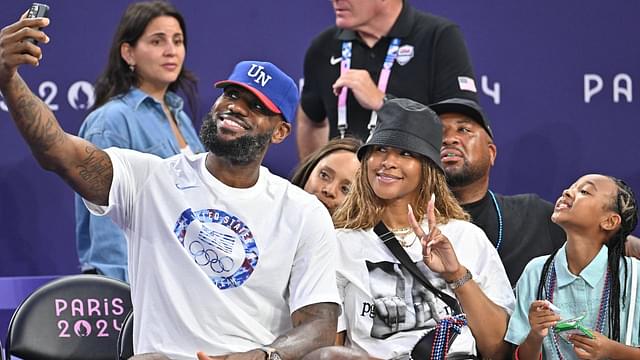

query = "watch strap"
[446,268,473,290]
[258,346,281,360]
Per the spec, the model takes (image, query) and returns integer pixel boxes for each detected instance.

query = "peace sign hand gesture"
[408,194,463,281]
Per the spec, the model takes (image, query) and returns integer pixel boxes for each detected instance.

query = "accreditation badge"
[396,44,414,66]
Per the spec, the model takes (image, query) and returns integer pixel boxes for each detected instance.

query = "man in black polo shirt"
[430,98,566,286]
[297,0,478,159]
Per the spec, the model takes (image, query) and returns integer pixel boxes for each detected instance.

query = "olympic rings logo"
[189,240,234,273]
[173,208,259,290]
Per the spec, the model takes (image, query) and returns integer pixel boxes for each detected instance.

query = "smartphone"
[545,301,561,314]
[25,3,50,45]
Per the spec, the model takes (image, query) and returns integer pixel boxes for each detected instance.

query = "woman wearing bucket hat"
[329,98,515,359]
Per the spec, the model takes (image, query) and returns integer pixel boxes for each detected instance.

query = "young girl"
[331,98,514,359]
[506,174,640,359]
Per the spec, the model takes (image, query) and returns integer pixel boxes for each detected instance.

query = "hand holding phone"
[25,3,49,45]
[545,301,561,314]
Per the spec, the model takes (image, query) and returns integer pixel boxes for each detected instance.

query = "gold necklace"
[390,227,417,247]
[390,227,411,236]
[398,233,417,247]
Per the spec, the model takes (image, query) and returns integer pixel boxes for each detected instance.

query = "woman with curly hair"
[330,98,514,360]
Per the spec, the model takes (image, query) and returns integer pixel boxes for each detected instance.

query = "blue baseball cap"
[214,61,299,123]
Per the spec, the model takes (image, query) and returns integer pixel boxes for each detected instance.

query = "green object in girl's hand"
[554,315,595,341]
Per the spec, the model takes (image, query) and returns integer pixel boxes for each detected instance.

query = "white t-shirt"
[336,219,515,359]
[85,148,340,360]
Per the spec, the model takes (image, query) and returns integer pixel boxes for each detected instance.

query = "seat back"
[5,274,132,360]
[117,311,134,360]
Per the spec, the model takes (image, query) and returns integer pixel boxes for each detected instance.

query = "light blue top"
[74,88,205,281]
[505,244,640,359]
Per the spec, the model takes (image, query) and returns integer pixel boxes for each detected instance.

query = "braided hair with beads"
[535,177,638,342]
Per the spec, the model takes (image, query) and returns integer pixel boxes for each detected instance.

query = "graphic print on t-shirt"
[366,261,450,339]
[174,208,258,290]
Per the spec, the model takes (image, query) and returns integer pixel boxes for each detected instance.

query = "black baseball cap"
[429,98,493,139]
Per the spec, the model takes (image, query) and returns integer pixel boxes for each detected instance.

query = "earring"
[129,64,135,72]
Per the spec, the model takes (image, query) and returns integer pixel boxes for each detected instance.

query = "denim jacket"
[74,88,204,281]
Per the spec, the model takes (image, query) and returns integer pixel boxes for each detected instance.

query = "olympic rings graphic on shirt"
[189,240,234,273]
[210,254,234,274]
[174,208,259,290]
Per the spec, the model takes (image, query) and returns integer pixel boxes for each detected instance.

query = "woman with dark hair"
[330,98,514,359]
[75,0,204,281]
[506,175,640,359]
[291,137,362,214]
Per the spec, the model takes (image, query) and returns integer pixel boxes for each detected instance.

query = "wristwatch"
[446,268,473,290]
[258,346,282,360]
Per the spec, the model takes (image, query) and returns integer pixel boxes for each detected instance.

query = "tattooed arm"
[197,302,339,360]
[0,17,112,205]
[270,302,339,359]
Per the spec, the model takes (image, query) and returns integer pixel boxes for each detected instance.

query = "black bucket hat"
[429,98,493,139]
[357,98,443,172]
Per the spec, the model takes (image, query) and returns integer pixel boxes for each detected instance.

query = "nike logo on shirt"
[329,56,342,66]
[175,183,199,190]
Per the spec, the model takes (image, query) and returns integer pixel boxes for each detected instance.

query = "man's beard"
[445,159,486,188]
[200,112,273,166]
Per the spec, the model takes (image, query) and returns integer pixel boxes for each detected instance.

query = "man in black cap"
[0,16,339,360]
[430,98,566,286]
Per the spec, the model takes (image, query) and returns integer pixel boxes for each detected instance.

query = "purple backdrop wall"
[0,1,638,276]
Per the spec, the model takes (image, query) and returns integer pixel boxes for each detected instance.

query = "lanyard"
[337,38,401,139]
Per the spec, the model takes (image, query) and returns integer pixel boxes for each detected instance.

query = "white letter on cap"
[247,64,263,77]
[584,74,603,103]
[613,73,632,103]
[254,72,272,87]
[247,64,272,87]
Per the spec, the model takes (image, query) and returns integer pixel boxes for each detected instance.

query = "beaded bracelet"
[430,314,467,360]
